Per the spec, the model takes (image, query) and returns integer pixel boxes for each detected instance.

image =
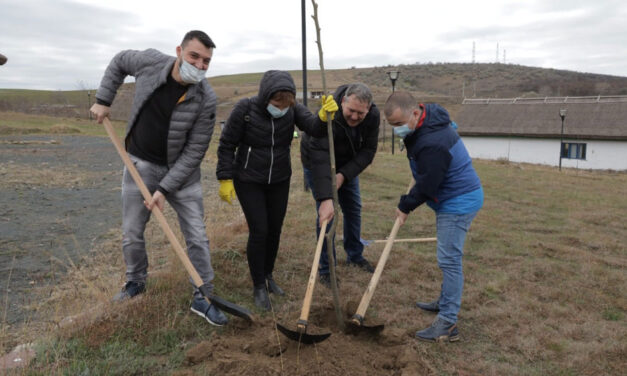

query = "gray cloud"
[0,0,176,89]
[1,0,626,90]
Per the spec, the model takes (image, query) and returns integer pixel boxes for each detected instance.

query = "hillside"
[2,63,627,124]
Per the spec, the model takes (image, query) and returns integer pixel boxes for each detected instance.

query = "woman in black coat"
[216,70,336,310]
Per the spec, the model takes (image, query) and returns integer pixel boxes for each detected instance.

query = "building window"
[561,142,587,160]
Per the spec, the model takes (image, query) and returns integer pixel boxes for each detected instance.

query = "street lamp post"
[387,71,400,154]
[87,91,92,120]
[559,109,566,171]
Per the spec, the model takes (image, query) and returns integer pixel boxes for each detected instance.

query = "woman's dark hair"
[270,91,296,107]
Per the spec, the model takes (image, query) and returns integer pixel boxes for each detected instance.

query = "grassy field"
[1,115,624,375]
[0,111,125,137]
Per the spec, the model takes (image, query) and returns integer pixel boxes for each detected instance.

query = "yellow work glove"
[218,179,236,204]
[318,95,338,122]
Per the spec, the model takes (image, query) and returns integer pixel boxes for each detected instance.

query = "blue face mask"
[393,124,414,138]
[267,104,289,118]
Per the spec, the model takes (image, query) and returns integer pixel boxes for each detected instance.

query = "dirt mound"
[180,310,422,376]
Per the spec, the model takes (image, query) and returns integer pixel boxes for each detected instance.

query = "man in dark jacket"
[301,82,380,286]
[90,30,228,326]
[384,91,483,343]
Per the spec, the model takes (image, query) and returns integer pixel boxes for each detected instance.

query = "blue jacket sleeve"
[398,145,451,213]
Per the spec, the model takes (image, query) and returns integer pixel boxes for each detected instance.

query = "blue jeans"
[434,211,478,324]
[122,155,214,297]
[303,167,365,275]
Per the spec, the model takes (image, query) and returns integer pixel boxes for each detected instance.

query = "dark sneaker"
[416,300,440,313]
[113,281,145,301]
[253,285,271,311]
[415,317,459,343]
[319,274,340,289]
[266,276,285,296]
[348,259,375,273]
[190,297,228,326]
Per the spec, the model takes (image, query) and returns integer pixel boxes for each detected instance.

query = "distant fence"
[463,95,627,105]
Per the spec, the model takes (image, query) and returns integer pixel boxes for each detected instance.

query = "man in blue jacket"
[384,91,483,343]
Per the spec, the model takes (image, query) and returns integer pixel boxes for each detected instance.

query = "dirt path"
[1,135,122,326]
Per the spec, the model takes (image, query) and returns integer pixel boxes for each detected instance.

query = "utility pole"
[301,0,309,191]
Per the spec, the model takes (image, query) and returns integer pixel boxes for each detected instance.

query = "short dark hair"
[384,91,417,118]
[181,30,216,49]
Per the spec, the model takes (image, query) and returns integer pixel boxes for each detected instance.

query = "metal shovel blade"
[208,294,254,323]
[345,314,384,335]
[276,323,331,344]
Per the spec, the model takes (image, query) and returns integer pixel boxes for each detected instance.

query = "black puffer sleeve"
[216,98,249,180]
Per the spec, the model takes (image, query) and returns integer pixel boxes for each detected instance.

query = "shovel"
[276,220,331,344]
[347,179,415,334]
[102,118,254,323]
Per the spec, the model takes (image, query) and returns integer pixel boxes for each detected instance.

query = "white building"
[456,96,627,171]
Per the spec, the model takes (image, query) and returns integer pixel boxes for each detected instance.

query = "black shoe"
[190,298,228,326]
[416,300,440,313]
[348,259,375,273]
[415,317,459,343]
[253,285,271,311]
[113,281,145,301]
[266,276,285,296]
[319,274,340,289]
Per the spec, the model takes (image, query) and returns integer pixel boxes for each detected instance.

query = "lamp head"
[387,70,400,82]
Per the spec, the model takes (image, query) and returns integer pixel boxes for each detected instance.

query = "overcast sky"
[1,0,626,90]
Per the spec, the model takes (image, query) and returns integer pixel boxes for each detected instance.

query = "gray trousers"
[121,154,214,297]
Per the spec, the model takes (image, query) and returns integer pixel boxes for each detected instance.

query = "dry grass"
[0,162,105,189]
[2,138,626,375]
[0,111,125,137]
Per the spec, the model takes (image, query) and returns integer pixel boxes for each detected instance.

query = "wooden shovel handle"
[298,219,329,328]
[353,217,402,320]
[372,237,436,244]
[353,178,415,322]
[102,118,206,293]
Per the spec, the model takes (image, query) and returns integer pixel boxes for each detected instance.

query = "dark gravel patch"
[1,135,122,325]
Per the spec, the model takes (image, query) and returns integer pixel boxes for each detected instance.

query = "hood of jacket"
[421,103,451,129]
[258,70,297,105]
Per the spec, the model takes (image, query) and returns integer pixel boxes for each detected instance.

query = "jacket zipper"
[244,146,252,169]
[342,122,357,157]
[268,118,275,184]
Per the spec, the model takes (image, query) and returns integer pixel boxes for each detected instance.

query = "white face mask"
[267,103,289,118]
[179,59,207,84]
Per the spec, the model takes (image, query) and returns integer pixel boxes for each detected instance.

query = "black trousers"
[233,178,290,287]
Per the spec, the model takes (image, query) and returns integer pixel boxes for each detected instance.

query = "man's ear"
[176,45,182,58]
